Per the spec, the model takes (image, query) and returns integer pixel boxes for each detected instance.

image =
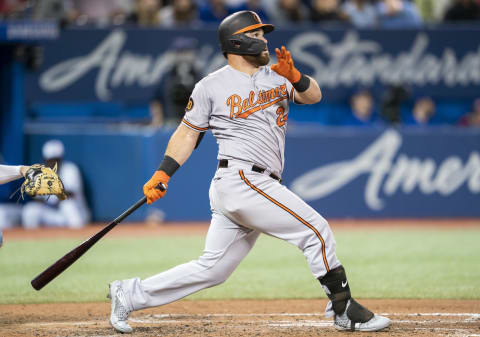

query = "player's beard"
[244,51,270,67]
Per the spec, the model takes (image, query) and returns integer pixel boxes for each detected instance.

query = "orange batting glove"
[271,46,301,84]
[143,170,170,205]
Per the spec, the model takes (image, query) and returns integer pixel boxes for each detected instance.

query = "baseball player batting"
[108,11,390,333]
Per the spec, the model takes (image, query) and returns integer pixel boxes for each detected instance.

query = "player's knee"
[303,230,336,255]
[201,261,233,286]
[196,253,233,286]
[206,268,231,286]
[309,219,336,252]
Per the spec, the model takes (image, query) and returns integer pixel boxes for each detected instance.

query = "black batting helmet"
[218,11,274,57]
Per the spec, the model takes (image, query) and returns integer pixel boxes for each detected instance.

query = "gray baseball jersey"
[182,65,295,177]
[119,64,340,312]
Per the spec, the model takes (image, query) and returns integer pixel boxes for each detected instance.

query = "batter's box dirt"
[0,299,479,336]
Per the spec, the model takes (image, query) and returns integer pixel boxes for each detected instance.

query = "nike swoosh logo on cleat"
[342,281,348,288]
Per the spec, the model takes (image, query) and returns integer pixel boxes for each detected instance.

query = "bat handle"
[113,181,165,228]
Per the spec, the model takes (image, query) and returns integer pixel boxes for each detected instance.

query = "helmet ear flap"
[225,34,266,56]
[229,38,243,51]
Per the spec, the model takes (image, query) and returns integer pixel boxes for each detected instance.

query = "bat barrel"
[31,196,147,290]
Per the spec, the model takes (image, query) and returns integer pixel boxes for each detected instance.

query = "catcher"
[0,162,66,246]
[21,140,90,229]
[0,163,66,201]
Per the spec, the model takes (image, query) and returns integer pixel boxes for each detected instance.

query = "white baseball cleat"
[107,280,133,333]
[334,312,391,332]
[326,299,390,332]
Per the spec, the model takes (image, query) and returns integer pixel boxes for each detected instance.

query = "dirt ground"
[1,220,479,337]
[0,299,479,337]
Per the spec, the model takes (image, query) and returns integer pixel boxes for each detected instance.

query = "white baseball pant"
[121,160,341,311]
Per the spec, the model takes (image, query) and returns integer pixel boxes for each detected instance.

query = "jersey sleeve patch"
[182,118,209,132]
[186,97,194,111]
[183,80,211,128]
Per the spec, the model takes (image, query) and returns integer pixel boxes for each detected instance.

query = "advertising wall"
[25,127,480,221]
[17,26,480,220]
[26,26,480,102]
[284,127,480,218]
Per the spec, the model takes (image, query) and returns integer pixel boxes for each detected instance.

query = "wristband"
[158,155,180,177]
[292,73,310,93]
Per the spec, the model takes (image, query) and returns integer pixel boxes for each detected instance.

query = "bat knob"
[155,183,166,191]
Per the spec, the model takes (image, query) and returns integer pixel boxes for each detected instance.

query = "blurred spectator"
[0,0,29,19]
[21,140,90,229]
[458,99,480,127]
[443,0,480,22]
[32,0,71,24]
[310,0,349,23]
[150,37,200,128]
[343,90,380,126]
[69,0,133,26]
[231,0,269,21]
[127,0,162,26]
[267,0,309,25]
[342,0,377,27]
[380,85,409,125]
[199,0,232,23]
[159,0,199,27]
[223,0,246,5]
[376,0,423,28]
[405,97,436,126]
[415,0,451,22]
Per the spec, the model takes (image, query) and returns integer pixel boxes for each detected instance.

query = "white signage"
[290,130,480,210]
[39,30,224,101]
[38,30,480,101]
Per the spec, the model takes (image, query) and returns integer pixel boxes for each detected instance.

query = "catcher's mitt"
[21,163,67,200]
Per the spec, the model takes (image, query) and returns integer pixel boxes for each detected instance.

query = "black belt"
[218,159,282,183]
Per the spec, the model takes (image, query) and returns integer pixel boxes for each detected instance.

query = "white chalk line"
[403,313,480,318]
[75,334,118,337]
[21,321,101,327]
[128,311,480,337]
[140,312,480,318]
[129,318,478,326]
[130,313,479,326]
[21,312,480,331]
[267,321,332,327]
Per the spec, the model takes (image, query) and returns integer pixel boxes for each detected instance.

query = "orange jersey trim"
[234,23,271,35]
[182,118,208,131]
[239,170,330,272]
[236,96,288,119]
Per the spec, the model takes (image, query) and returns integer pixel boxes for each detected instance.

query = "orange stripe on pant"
[239,170,330,272]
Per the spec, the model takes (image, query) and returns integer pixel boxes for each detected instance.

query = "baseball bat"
[31,184,165,291]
